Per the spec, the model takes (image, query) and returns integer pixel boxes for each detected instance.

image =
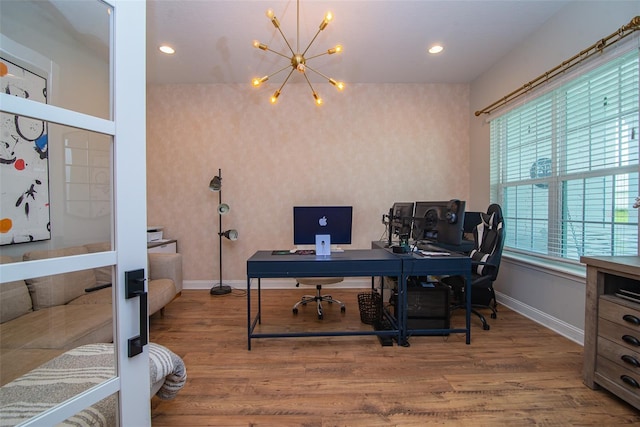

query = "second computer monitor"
[412,200,466,246]
[390,202,414,238]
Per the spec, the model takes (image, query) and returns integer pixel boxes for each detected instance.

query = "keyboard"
[415,241,447,253]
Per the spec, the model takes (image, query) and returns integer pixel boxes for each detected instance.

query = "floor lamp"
[209,168,238,296]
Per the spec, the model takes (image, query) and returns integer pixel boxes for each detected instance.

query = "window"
[490,50,639,262]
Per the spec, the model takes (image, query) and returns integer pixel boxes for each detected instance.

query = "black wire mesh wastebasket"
[357,291,382,325]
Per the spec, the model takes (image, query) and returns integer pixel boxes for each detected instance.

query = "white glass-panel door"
[0,0,148,425]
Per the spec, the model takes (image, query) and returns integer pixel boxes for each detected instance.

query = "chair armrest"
[148,253,183,293]
[471,260,497,274]
[471,260,491,267]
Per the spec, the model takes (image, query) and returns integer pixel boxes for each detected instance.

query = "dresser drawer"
[598,335,640,375]
[598,318,640,352]
[595,355,640,408]
[599,296,640,331]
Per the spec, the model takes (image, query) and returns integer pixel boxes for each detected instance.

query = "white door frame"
[112,0,151,424]
[0,0,150,425]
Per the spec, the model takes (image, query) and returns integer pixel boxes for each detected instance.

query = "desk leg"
[399,273,408,346]
[257,278,262,324]
[247,275,251,350]
[465,271,472,345]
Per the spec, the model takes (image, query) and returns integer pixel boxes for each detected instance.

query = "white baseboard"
[184,277,373,291]
[496,292,584,346]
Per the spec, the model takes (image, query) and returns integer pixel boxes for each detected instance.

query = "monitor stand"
[315,234,331,256]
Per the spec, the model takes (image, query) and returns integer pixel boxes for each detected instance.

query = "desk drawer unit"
[595,296,640,408]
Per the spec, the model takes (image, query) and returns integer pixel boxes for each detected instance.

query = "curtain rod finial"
[626,16,640,31]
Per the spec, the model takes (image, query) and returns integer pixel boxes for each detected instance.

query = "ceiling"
[146,0,570,85]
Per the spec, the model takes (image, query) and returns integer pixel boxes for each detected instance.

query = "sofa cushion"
[84,242,112,285]
[0,304,112,350]
[148,279,176,316]
[23,246,97,310]
[0,256,33,323]
[68,287,112,305]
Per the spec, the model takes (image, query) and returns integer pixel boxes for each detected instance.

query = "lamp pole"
[211,168,232,295]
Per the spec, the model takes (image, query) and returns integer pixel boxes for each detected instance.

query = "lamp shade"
[217,203,230,215]
[209,176,222,191]
[221,229,238,241]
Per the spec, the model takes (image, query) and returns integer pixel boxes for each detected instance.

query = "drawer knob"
[621,354,640,368]
[621,374,640,389]
[622,334,640,346]
[623,314,640,325]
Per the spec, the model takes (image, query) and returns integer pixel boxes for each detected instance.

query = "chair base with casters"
[442,276,498,331]
[292,277,345,319]
[442,274,498,330]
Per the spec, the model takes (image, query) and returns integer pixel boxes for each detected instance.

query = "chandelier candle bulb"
[266,9,280,28]
[320,12,333,30]
[253,40,268,50]
[270,90,281,104]
[252,76,268,87]
[329,79,345,91]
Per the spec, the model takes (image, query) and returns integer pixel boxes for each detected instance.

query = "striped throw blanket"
[0,343,186,426]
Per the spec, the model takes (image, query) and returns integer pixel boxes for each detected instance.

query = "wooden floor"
[149,289,640,426]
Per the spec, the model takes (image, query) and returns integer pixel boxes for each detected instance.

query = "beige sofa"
[0,242,182,385]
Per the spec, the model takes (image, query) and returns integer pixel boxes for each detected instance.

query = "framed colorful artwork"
[0,57,50,245]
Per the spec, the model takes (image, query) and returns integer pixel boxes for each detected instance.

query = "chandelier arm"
[304,65,332,81]
[263,47,293,61]
[275,25,296,57]
[278,68,297,93]
[305,51,330,61]
[302,72,316,94]
[301,28,325,57]
[268,64,296,80]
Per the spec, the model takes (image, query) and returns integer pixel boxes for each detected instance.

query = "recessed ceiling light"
[428,45,444,54]
[159,45,175,55]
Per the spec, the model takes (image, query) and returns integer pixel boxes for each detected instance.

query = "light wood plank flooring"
[149,289,640,426]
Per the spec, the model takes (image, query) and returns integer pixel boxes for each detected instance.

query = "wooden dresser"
[582,255,640,409]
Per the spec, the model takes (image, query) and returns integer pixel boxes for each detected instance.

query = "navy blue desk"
[372,240,472,344]
[246,249,403,350]
[400,251,472,344]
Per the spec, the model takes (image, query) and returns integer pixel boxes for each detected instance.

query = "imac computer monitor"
[412,200,466,246]
[390,202,414,238]
[293,206,353,246]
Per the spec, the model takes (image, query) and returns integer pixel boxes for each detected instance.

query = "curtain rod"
[475,16,640,117]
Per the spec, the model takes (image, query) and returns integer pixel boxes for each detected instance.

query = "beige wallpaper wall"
[146,82,470,282]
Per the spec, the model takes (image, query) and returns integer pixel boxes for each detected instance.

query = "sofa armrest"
[148,253,183,293]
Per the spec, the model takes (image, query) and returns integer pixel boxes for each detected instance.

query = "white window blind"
[490,49,639,262]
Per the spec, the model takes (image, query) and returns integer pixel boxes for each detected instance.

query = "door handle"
[125,269,148,357]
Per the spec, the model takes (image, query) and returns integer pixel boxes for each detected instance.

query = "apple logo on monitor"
[319,216,328,227]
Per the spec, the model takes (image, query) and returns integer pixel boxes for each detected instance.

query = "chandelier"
[251,0,345,105]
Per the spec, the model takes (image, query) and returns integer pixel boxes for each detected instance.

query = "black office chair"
[292,277,346,319]
[442,203,504,330]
